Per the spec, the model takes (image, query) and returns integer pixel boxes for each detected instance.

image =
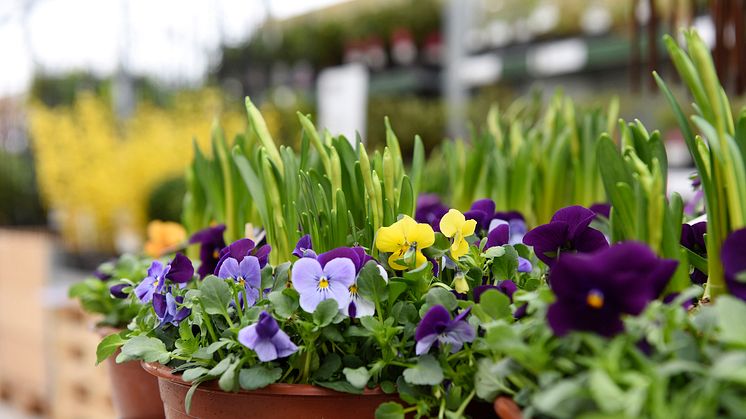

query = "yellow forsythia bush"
[29,89,245,253]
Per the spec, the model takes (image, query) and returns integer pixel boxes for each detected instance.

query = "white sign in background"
[317,63,369,144]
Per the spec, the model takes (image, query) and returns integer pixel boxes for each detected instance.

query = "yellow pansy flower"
[439,209,477,259]
[144,220,187,257]
[453,273,470,294]
[375,215,435,270]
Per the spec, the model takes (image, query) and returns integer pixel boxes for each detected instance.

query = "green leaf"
[478,289,512,320]
[491,246,519,280]
[357,261,388,303]
[474,358,516,401]
[313,299,339,327]
[588,369,626,413]
[193,340,231,360]
[423,287,458,314]
[343,366,370,389]
[239,365,282,390]
[96,332,125,365]
[715,296,746,346]
[268,289,299,319]
[200,276,232,315]
[316,380,364,394]
[387,280,408,305]
[117,336,170,364]
[375,402,405,419]
[402,355,444,385]
[218,359,240,392]
[182,367,209,382]
[313,353,342,381]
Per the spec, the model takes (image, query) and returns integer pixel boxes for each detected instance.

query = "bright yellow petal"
[461,219,477,238]
[439,209,465,238]
[409,223,435,249]
[376,225,404,252]
[388,253,408,270]
[396,215,418,237]
[450,238,469,259]
[454,275,469,294]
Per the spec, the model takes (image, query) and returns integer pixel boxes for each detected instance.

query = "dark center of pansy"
[153,279,159,288]
[213,249,220,259]
[237,276,246,287]
[349,284,358,295]
[434,323,447,334]
[318,277,330,289]
[586,289,604,309]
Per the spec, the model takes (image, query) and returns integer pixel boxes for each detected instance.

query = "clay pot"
[96,326,165,419]
[142,362,403,419]
[493,396,523,419]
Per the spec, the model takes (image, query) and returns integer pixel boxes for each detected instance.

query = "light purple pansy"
[134,253,194,303]
[292,234,317,259]
[214,238,271,274]
[316,247,381,318]
[153,291,190,326]
[217,255,262,308]
[291,257,356,313]
[415,305,476,355]
[238,311,298,362]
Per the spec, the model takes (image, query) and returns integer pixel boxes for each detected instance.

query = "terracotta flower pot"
[96,327,165,419]
[142,362,403,419]
[493,396,523,419]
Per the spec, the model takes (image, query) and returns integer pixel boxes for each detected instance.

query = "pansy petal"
[217,257,241,280]
[722,228,746,300]
[270,331,299,358]
[415,334,438,355]
[238,256,262,288]
[134,277,156,303]
[551,205,596,238]
[153,293,167,318]
[573,227,609,253]
[327,279,353,309]
[324,258,356,288]
[415,305,451,341]
[523,222,569,265]
[376,225,404,253]
[166,253,195,283]
[317,247,361,270]
[470,198,496,216]
[252,339,279,362]
[237,324,259,348]
[486,223,510,248]
[440,209,466,237]
[291,258,324,295]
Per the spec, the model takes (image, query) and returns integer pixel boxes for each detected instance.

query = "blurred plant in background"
[0,149,46,226]
[28,89,245,253]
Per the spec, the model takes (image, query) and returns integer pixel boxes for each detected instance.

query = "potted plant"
[70,220,187,418]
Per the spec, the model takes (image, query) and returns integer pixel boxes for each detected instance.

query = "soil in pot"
[142,362,403,419]
[96,327,165,419]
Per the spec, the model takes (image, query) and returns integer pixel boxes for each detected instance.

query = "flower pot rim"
[93,324,123,336]
[141,361,389,397]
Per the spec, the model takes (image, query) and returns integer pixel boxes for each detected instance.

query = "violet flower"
[464,198,496,231]
[153,291,190,326]
[415,194,449,232]
[317,246,384,317]
[190,224,226,278]
[109,284,128,299]
[415,305,475,355]
[291,257,355,313]
[523,205,608,266]
[292,234,317,259]
[238,311,298,362]
[547,242,677,337]
[722,228,746,300]
[589,203,611,220]
[681,221,708,285]
[214,238,271,274]
[217,256,262,308]
[134,253,194,303]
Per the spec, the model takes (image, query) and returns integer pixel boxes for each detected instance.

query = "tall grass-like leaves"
[656,30,746,298]
[597,122,689,293]
[423,91,615,226]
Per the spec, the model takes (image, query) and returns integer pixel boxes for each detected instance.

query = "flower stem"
[453,389,476,418]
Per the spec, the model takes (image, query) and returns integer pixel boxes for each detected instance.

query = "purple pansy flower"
[190,225,226,278]
[589,203,611,220]
[134,253,194,303]
[547,242,677,337]
[214,238,271,274]
[464,198,496,231]
[722,228,746,300]
[415,194,449,232]
[238,311,298,362]
[292,234,317,259]
[109,284,128,299]
[681,221,708,285]
[291,257,355,313]
[317,247,385,318]
[523,205,608,266]
[415,305,476,355]
[684,175,704,216]
[94,269,112,281]
[217,256,262,308]
[153,290,191,326]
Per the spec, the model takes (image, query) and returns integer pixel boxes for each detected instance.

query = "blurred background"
[0,0,741,417]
